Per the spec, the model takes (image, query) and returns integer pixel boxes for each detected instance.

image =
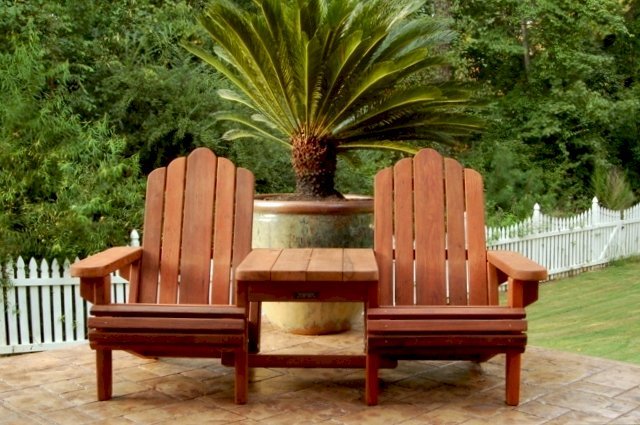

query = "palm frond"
[333,86,444,134]
[223,129,292,149]
[336,114,484,144]
[186,0,482,174]
[374,18,455,63]
[324,47,436,130]
[337,141,420,154]
[217,89,259,113]
[199,3,298,129]
[252,0,306,127]
[214,112,290,146]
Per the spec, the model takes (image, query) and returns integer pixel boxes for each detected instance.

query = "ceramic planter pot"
[252,195,373,335]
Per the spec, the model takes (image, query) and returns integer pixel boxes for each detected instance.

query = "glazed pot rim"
[253,194,373,215]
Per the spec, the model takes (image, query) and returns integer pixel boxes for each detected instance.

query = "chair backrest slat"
[158,157,186,304]
[211,157,236,304]
[393,158,415,305]
[414,149,446,305]
[131,148,254,306]
[374,148,488,307]
[180,149,217,304]
[374,168,394,306]
[444,158,467,305]
[465,168,489,305]
[138,167,166,303]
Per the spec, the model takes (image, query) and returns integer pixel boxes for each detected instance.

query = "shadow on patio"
[1,319,640,424]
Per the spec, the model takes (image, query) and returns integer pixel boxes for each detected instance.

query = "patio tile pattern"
[1,319,640,424]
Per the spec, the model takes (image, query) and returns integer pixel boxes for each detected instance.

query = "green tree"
[0,4,145,260]
[452,0,638,217]
[25,0,296,194]
[37,0,232,174]
[185,0,481,199]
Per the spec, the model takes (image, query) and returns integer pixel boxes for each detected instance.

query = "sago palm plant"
[184,0,481,199]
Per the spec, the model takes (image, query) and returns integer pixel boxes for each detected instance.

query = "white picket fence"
[0,231,140,355]
[0,259,129,355]
[2,198,640,355]
[487,198,640,279]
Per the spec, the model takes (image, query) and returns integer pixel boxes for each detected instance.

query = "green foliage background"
[0,0,638,260]
[453,0,639,220]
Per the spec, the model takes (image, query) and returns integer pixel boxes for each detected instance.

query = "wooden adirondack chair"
[71,147,254,404]
[365,148,547,406]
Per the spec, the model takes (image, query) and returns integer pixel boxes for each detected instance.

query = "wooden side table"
[233,248,383,368]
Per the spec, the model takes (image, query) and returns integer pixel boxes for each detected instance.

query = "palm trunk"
[291,133,341,199]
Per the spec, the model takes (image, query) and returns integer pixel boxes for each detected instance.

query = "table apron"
[238,280,377,303]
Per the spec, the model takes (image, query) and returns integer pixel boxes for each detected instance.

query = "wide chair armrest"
[71,246,143,278]
[486,251,547,282]
[487,250,547,308]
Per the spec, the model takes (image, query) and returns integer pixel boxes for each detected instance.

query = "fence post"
[591,197,600,226]
[130,229,140,247]
[591,197,600,263]
[532,203,541,232]
[0,259,10,349]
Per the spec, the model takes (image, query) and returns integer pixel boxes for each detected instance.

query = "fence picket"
[6,285,19,347]
[0,287,6,349]
[17,286,29,346]
[16,257,25,279]
[63,284,74,342]
[29,258,38,279]
[52,284,63,344]
[41,283,52,345]
[29,286,42,344]
[74,285,86,341]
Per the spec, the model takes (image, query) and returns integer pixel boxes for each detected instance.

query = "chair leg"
[365,354,380,406]
[234,347,248,404]
[505,352,521,406]
[96,349,113,401]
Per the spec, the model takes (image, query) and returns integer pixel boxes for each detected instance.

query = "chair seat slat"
[367,319,527,333]
[367,334,527,349]
[91,304,245,318]
[89,332,245,346]
[88,317,245,333]
[367,306,526,320]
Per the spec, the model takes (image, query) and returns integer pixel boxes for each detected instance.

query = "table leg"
[248,301,261,353]
[236,281,258,353]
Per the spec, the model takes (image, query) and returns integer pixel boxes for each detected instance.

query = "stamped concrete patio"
[2,319,640,425]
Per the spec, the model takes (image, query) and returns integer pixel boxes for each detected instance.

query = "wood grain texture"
[393,158,414,305]
[180,148,217,304]
[139,167,166,303]
[465,168,488,305]
[414,149,446,305]
[487,250,548,281]
[367,148,546,407]
[70,247,142,278]
[444,158,467,305]
[235,249,282,281]
[212,157,236,304]
[307,249,343,281]
[75,148,253,405]
[374,167,394,306]
[159,157,186,304]
[343,249,378,281]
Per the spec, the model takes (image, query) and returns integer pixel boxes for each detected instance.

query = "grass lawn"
[526,257,640,364]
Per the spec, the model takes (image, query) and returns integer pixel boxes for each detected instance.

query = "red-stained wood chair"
[71,147,254,404]
[365,148,547,406]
